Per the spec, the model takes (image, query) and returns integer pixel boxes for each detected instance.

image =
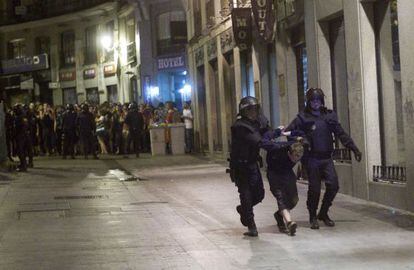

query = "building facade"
[0,0,141,106]
[186,0,414,212]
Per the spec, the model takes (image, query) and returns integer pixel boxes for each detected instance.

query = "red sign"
[252,0,276,42]
[104,64,116,77]
[59,70,76,81]
[231,8,253,51]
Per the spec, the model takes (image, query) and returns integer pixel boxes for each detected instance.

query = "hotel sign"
[252,0,276,42]
[157,55,186,71]
[231,8,252,51]
[1,54,49,75]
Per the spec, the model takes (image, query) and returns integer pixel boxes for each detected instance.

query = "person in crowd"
[40,103,55,156]
[285,88,362,229]
[96,110,109,155]
[124,103,144,157]
[77,103,98,160]
[55,106,64,155]
[4,105,15,161]
[182,102,194,154]
[13,104,33,171]
[111,104,124,155]
[62,104,78,159]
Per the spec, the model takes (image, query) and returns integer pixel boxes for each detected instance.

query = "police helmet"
[306,88,325,105]
[81,103,89,112]
[239,96,260,117]
[128,103,138,111]
[66,104,75,111]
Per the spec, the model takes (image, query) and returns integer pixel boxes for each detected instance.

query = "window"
[104,20,115,62]
[7,39,26,59]
[193,0,202,36]
[373,0,404,167]
[156,11,187,55]
[206,0,215,26]
[61,31,75,66]
[35,36,50,55]
[84,25,97,64]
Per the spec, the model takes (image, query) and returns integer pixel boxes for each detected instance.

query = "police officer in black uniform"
[13,104,33,171]
[77,103,98,160]
[286,88,362,229]
[4,105,15,161]
[62,104,78,159]
[229,96,271,237]
[124,103,144,158]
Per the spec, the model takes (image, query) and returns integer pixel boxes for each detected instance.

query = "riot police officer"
[13,104,33,171]
[286,88,362,229]
[229,96,270,237]
[62,104,78,159]
[124,103,144,157]
[77,103,98,159]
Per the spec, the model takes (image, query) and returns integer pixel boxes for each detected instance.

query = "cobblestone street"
[0,155,413,270]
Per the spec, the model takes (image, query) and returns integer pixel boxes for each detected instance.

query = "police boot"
[243,221,258,237]
[317,205,335,227]
[236,205,248,227]
[286,221,297,236]
[309,210,319,230]
[274,211,287,233]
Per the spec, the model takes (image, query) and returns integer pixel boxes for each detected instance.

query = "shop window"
[373,0,404,166]
[7,38,26,59]
[107,85,118,103]
[35,36,50,55]
[61,31,75,66]
[85,25,97,64]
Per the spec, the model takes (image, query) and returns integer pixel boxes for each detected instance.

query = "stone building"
[186,0,414,212]
[0,0,141,106]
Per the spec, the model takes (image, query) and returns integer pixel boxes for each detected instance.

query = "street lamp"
[100,34,113,51]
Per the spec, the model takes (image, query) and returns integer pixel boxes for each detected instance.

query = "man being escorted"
[229,96,270,237]
[286,88,362,229]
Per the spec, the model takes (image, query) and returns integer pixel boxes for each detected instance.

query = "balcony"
[0,0,121,26]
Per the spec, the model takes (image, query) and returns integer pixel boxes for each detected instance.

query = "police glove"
[351,147,362,162]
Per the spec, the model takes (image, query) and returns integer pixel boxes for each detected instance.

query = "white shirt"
[182,108,193,129]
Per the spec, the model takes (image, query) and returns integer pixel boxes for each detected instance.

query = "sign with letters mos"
[252,0,276,42]
[231,8,253,51]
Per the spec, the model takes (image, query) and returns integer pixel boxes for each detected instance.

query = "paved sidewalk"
[0,155,413,270]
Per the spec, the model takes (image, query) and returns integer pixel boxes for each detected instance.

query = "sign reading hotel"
[231,8,253,51]
[157,55,186,71]
[1,54,49,75]
[252,0,276,42]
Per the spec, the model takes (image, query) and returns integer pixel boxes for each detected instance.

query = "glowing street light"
[100,34,113,51]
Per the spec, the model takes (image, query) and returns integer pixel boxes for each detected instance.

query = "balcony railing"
[373,165,406,185]
[0,0,118,26]
[333,148,352,163]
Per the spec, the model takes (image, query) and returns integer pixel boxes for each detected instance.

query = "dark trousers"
[42,129,54,154]
[127,131,141,157]
[112,129,123,154]
[56,129,63,155]
[17,135,33,169]
[185,128,194,153]
[80,132,97,157]
[63,130,76,157]
[305,158,339,216]
[235,164,265,225]
[267,169,299,212]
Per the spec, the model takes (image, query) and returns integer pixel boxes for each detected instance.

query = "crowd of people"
[4,101,194,172]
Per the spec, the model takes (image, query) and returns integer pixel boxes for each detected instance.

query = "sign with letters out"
[231,8,253,51]
[252,0,276,42]
[1,54,49,75]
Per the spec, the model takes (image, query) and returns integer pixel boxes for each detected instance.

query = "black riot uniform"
[5,108,15,161]
[229,96,270,237]
[124,103,144,157]
[286,88,362,229]
[77,104,98,159]
[62,104,78,159]
[13,105,33,171]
